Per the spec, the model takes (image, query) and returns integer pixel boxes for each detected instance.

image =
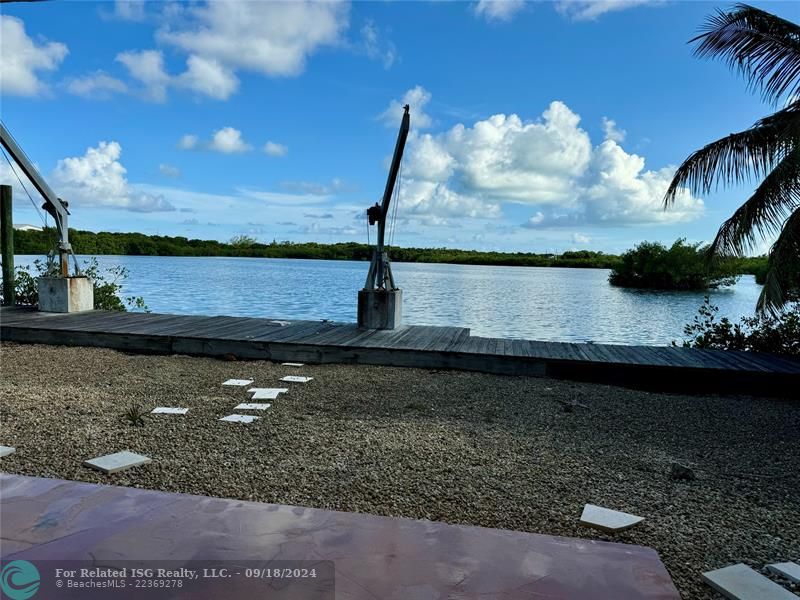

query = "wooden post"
[0,185,14,305]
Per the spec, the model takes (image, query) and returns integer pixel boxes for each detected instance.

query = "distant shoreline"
[11,227,766,276]
[12,227,622,269]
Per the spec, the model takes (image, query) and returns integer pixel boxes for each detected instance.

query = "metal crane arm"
[376,104,410,249]
[363,104,410,291]
[0,121,73,275]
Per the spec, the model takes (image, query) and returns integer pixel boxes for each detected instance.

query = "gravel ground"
[1,342,798,599]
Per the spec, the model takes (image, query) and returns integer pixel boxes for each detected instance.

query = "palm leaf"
[707,146,800,258]
[663,104,799,205]
[757,207,800,313]
[692,3,800,104]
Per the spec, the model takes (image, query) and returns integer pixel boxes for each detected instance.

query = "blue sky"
[2,0,799,254]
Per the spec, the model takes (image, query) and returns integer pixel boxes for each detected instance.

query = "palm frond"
[757,207,800,313]
[707,146,800,258]
[692,3,800,104]
[663,104,799,205]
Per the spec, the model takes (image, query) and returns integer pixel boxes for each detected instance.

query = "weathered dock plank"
[1,306,797,396]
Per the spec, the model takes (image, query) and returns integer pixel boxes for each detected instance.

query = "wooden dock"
[2,306,798,396]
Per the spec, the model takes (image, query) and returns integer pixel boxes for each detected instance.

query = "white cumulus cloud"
[175,55,239,100]
[581,139,703,224]
[401,179,502,221]
[555,0,660,21]
[177,128,261,154]
[572,233,591,244]
[601,116,626,142]
[177,134,199,150]
[115,49,240,101]
[0,15,68,96]
[263,141,288,157]
[66,71,127,100]
[398,98,703,225]
[208,127,251,153]
[112,0,146,22]
[103,2,374,101]
[380,85,433,129]
[157,0,348,78]
[53,141,174,212]
[361,20,397,69]
[116,49,170,102]
[523,212,545,228]
[473,0,526,22]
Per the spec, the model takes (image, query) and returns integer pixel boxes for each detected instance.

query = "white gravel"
[1,342,798,599]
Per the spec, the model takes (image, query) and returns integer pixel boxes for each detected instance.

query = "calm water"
[15,255,762,346]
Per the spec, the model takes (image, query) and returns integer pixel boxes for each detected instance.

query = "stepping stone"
[0,446,16,458]
[219,414,259,424]
[281,376,313,383]
[247,388,288,400]
[84,451,152,474]
[234,403,271,411]
[703,563,797,600]
[151,407,189,415]
[579,504,644,533]
[767,562,800,584]
[282,362,305,367]
[222,379,254,386]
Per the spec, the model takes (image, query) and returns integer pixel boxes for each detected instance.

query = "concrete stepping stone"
[247,388,288,400]
[703,563,797,600]
[84,451,152,474]
[0,446,16,458]
[222,379,254,386]
[234,403,271,411]
[767,562,800,584]
[219,414,259,424]
[281,376,313,383]
[579,504,644,533]
[282,362,305,367]
[151,407,189,415]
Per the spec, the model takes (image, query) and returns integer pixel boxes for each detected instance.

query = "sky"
[2,0,799,254]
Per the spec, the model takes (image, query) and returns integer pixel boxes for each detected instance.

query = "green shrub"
[1,258,147,311]
[609,239,738,290]
[730,256,769,280]
[676,297,800,356]
[751,262,769,285]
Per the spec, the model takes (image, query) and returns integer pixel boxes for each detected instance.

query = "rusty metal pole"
[60,247,68,277]
[1,185,15,305]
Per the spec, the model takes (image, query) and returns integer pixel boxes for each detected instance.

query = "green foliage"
[609,239,739,290]
[664,5,800,312]
[730,255,770,284]
[123,403,147,427]
[0,258,147,311]
[229,234,258,248]
[11,229,772,282]
[13,227,625,268]
[82,258,148,311]
[677,296,800,355]
[9,263,38,305]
